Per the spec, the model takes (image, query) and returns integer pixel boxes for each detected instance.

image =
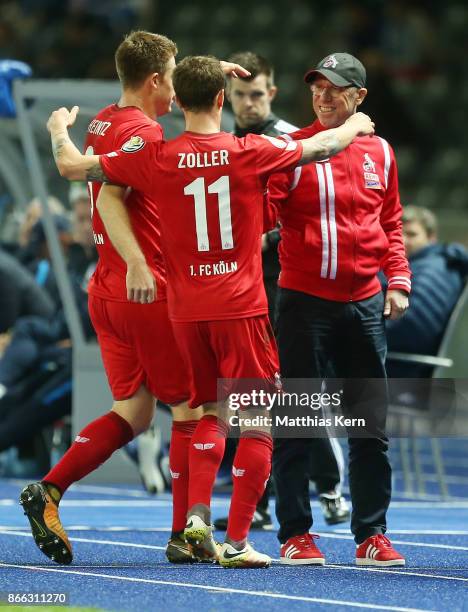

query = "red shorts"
[89,295,189,404]
[171,315,279,408]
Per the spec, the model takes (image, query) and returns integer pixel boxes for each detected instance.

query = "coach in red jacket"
[269,53,410,567]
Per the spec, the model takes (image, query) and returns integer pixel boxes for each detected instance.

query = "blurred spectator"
[18,196,66,250]
[0,315,70,395]
[386,205,468,378]
[0,278,95,458]
[23,215,72,308]
[1,196,65,258]
[0,247,54,334]
[68,183,97,280]
[226,50,297,325]
[0,318,73,457]
[0,267,94,394]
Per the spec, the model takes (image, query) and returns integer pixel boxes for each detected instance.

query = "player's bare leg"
[184,403,225,562]
[20,385,154,565]
[112,385,155,434]
[218,410,272,568]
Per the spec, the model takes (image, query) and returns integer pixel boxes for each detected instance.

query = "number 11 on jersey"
[184,176,234,252]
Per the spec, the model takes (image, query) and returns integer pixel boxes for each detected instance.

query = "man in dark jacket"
[226,51,297,324]
[386,205,468,378]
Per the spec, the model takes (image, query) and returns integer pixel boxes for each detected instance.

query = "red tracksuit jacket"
[267,120,411,302]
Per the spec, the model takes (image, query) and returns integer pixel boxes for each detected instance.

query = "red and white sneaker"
[280,533,325,565]
[356,535,405,567]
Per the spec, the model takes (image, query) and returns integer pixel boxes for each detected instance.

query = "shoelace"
[296,534,320,548]
[371,534,392,548]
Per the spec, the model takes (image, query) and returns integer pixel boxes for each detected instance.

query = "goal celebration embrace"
[20,30,409,571]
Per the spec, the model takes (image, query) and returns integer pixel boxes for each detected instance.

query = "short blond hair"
[115,31,177,89]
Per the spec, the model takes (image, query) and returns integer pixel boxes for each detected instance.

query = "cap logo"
[322,55,338,69]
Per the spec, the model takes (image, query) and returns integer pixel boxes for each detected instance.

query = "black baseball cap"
[304,53,366,88]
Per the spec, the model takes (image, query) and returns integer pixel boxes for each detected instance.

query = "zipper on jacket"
[345,148,357,301]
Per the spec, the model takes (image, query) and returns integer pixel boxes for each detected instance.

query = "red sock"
[227,432,273,542]
[43,411,134,495]
[169,420,198,533]
[188,415,228,510]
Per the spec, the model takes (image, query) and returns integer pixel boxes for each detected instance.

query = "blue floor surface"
[0,479,467,612]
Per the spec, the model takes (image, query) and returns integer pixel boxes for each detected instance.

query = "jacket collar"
[234,113,279,137]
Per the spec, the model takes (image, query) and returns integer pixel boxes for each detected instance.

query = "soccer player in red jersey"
[20,32,250,567]
[45,56,374,567]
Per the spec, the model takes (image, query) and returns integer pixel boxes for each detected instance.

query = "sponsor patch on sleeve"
[121,135,145,153]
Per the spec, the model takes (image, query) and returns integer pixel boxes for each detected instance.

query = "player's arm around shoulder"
[47,106,107,182]
[298,112,375,164]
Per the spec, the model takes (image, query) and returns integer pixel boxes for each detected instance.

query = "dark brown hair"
[227,51,274,87]
[173,56,225,112]
[115,30,177,89]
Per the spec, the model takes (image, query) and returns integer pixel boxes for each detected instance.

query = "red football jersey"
[101,131,302,321]
[84,104,166,301]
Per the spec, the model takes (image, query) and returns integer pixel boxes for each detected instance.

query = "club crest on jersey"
[121,135,145,153]
[322,54,338,68]
[363,153,380,188]
[363,153,376,172]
